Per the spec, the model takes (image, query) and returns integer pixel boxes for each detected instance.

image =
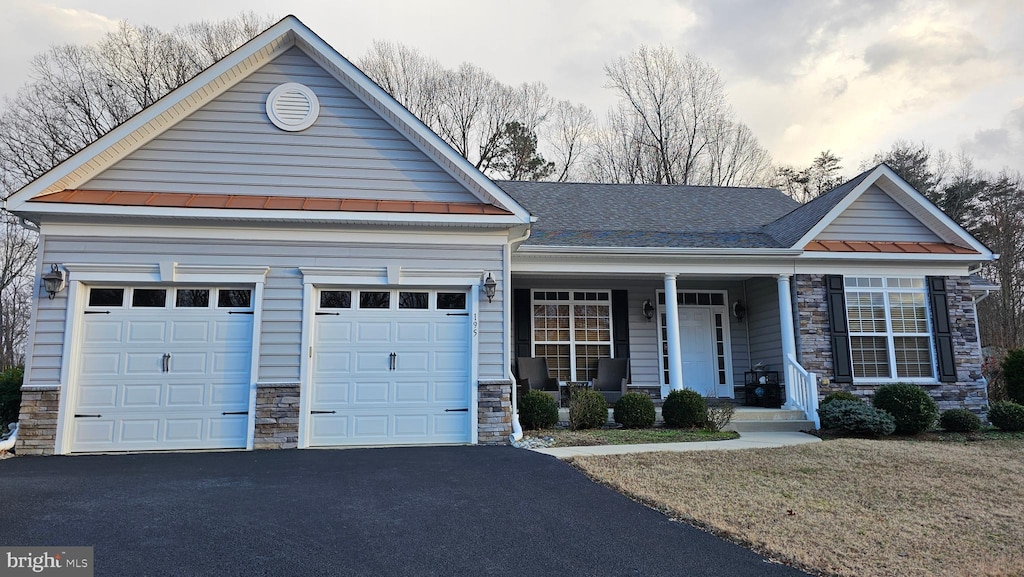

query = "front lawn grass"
[537,427,738,446]
[571,436,1024,577]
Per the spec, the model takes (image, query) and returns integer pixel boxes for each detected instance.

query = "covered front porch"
[510,272,820,428]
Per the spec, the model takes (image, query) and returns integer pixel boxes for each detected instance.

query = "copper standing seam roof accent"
[804,240,979,255]
[31,190,514,215]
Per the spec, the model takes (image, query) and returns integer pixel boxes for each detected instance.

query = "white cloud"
[0,1,117,97]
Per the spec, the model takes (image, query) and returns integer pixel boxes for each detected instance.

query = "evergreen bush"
[1001,349,1024,404]
[613,392,656,429]
[939,408,982,433]
[872,383,938,435]
[662,389,707,428]
[518,389,559,430]
[819,400,896,436]
[988,401,1024,432]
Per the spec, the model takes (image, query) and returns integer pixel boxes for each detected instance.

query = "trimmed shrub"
[613,392,656,429]
[0,366,24,430]
[988,401,1024,432]
[939,408,982,433]
[662,389,707,429]
[518,389,559,430]
[819,400,896,436]
[569,389,608,430]
[1002,349,1024,404]
[872,383,938,435]
[821,391,861,406]
[705,398,735,432]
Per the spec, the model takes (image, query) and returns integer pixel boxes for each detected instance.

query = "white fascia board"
[6,20,299,210]
[23,202,525,227]
[792,261,975,277]
[795,251,992,263]
[511,253,800,276]
[41,221,511,246]
[791,166,884,249]
[289,26,532,224]
[514,245,803,256]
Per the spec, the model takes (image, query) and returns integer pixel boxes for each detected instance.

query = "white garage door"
[308,289,472,446]
[70,286,254,452]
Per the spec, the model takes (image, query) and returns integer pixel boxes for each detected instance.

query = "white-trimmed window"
[531,290,612,381]
[845,277,934,380]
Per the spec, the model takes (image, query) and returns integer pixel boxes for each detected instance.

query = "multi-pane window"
[532,291,612,381]
[845,277,933,380]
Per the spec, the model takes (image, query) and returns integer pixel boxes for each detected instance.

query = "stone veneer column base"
[15,385,61,456]
[254,383,300,450]
[477,380,512,445]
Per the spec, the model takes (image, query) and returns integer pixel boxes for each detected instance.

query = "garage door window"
[399,292,429,309]
[437,293,466,310]
[132,289,167,307]
[359,291,390,309]
[88,288,124,307]
[320,290,351,309]
[176,289,210,308]
[218,289,251,308]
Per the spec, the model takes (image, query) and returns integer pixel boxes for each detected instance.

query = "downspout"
[506,226,531,443]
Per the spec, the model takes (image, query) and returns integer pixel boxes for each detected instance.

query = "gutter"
[505,226,531,443]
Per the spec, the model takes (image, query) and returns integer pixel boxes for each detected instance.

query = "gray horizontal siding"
[745,277,783,377]
[80,48,479,204]
[816,185,941,242]
[28,235,505,386]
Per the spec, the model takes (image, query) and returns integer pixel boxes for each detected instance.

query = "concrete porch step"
[724,419,816,433]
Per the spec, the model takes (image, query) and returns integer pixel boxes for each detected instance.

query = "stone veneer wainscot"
[795,274,987,413]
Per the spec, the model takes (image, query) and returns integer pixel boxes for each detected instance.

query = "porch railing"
[784,353,820,429]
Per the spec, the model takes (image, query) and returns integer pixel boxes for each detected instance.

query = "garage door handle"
[310,410,336,415]
[446,313,469,316]
[83,310,110,315]
[162,353,171,373]
[229,311,254,315]
[445,408,469,412]
[74,414,102,418]
[389,352,397,371]
[221,411,249,415]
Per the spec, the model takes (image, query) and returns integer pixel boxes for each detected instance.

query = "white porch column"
[777,274,797,408]
[664,274,684,392]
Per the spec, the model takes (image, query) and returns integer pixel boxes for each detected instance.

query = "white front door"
[677,306,733,398]
[307,289,472,446]
[71,286,254,452]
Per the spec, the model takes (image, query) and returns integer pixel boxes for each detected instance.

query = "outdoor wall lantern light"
[483,273,497,303]
[641,299,655,321]
[41,264,66,299]
[732,300,747,321]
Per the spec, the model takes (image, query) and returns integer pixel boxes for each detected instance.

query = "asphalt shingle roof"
[497,168,884,250]
[762,167,875,248]
[495,181,800,249]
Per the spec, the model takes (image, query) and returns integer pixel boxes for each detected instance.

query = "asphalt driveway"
[3,447,809,576]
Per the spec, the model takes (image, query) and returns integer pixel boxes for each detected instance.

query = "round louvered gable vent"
[266,82,320,131]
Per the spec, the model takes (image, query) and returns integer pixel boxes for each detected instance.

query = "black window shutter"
[513,288,533,361]
[611,290,630,360]
[927,276,957,382]
[825,275,854,383]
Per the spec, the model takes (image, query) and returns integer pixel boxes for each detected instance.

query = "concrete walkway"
[532,431,821,458]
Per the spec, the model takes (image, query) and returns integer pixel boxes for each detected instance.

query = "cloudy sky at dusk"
[3,0,1023,176]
